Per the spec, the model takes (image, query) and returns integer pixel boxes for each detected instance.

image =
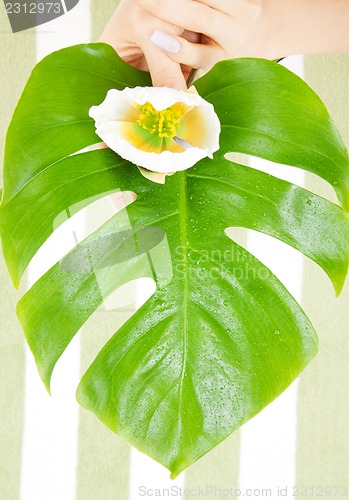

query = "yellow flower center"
[137,102,183,139]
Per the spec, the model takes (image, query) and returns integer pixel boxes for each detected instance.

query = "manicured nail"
[150,29,181,54]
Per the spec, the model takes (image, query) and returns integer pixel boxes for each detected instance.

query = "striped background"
[0,2,348,499]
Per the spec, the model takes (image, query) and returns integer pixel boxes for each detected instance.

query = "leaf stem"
[186,68,198,89]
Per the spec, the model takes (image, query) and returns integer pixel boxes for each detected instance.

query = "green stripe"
[90,0,118,42]
[297,55,349,487]
[0,5,36,499]
[185,433,240,495]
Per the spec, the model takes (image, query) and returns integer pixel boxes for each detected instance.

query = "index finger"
[141,38,187,89]
[132,0,230,44]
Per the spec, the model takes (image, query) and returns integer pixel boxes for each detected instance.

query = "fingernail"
[150,29,181,54]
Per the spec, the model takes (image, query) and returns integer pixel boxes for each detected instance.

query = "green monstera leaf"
[1,43,349,478]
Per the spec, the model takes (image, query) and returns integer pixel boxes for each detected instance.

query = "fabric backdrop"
[0,1,348,499]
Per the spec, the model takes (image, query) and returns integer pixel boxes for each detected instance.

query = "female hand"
[99,0,200,89]
[132,0,349,73]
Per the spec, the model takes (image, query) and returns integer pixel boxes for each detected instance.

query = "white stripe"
[36,0,90,60]
[20,3,90,500]
[129,280,185,499]
[20,215,86,500]
[238,56,304,500]
[130,448,186,500]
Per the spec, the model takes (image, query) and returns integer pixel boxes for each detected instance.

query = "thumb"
[141,40,187,89]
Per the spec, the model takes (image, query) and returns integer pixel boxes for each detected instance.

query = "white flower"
[89,86,220,177]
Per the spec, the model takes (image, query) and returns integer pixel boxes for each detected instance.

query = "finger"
[141,39,187,89]
[181,64,193,81]
[198,0,262,18]
[132,0,230,44]
[192,0,231,10]
[181,30,202,44]
[150,29,223,70]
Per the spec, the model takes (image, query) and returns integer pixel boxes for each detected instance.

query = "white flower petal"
[97,125,210,173]
[89,89,139,127]
[89,86,221,176]
[122,86,203,110]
